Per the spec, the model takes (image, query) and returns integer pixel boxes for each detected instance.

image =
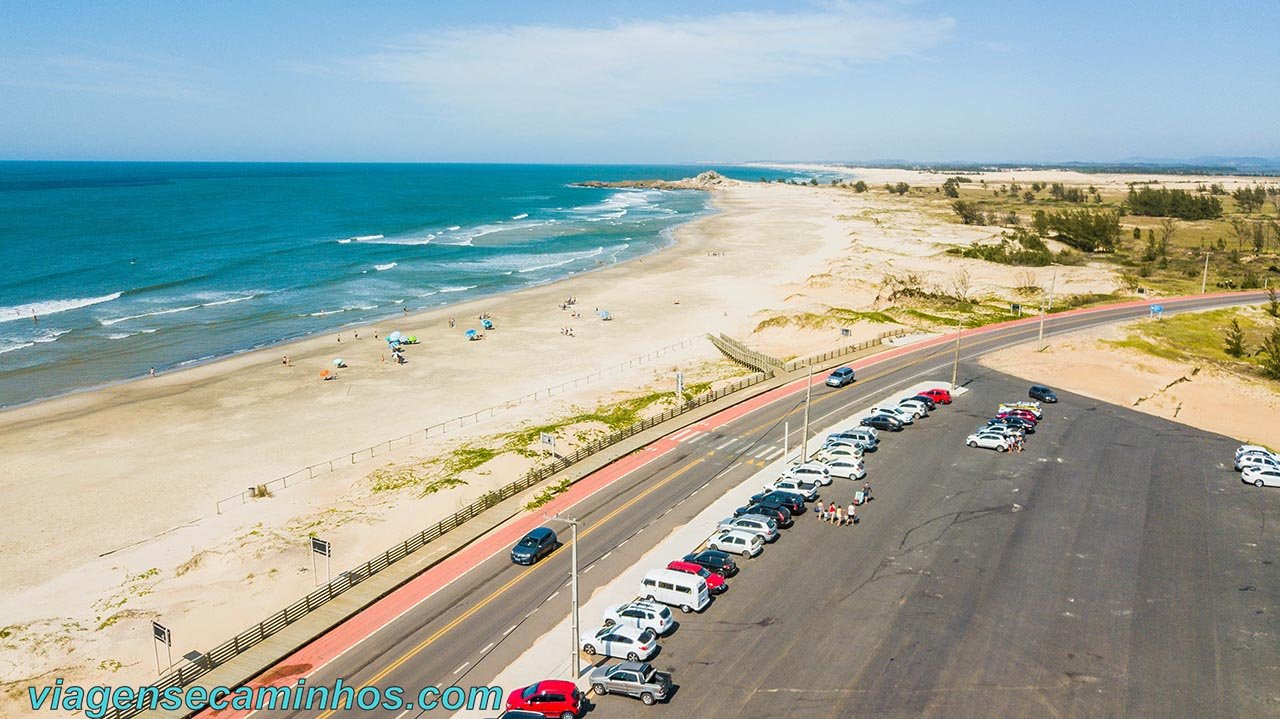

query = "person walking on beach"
[148,367,155,378]
[848,502,858,525]
[862,481,872,503]
[835,506,844,526]
[448,317,455,328]
[815,500,824,520]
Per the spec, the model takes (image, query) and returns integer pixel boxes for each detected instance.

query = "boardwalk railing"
[781,329,909,372]
[707,333,783,374]
[110,370,770,719]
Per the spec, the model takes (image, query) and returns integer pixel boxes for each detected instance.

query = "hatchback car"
[505,680,583,719]
[589,661,673,706]
[510,527,558,565]
[1242,465,1280,488]
[1236,452,1280,472]
[966,432,1010,452]
[1029,385,1058,403]
[785,461,833,485]
[997,409,1039,425]
[897,398,931,417]
[716,514,779,542]
[824,457,866,480]
[682,549,738,577]
[734,501,793,527]
[919,387,953,404]
[870,405,916,423]
[602,600,675,635]
[581,624,658,661]
[825,366,856,387]
[988,416,1035,434]
[908,394,938,410]
[1236,444,1275,462]
[666,560,728,593]
[708,529,764,557]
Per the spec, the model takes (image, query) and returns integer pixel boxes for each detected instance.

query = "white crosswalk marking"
[764,447,784,460]
[670,428,695,441]
[715,437,737,450]
[686,432,710,444]
[753,447,773,459]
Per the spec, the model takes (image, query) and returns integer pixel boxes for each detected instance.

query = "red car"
[919,388,953,405]
[505,680,583,719]
[666,559,727,593]
[998,409,1038,424]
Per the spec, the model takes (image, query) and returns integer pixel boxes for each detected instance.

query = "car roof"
[614,660,651,673]
[524,527,555,540]
[531,679,576,692]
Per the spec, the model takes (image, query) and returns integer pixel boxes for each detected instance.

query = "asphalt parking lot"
[595,364,1280,719]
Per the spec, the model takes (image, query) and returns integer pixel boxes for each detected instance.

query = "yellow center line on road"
[312,458,705,719]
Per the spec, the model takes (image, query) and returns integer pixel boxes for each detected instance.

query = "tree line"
[1125,187,1223,220]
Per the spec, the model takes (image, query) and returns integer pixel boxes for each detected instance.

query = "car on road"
[871,405,916,423]
[602,600,675,635]
[510,527,558,565]
[589,661,673,706]
[1236,452,1280,472]
[1242,465,1280,488]
[682,549,738,577]
[582,624,658,662]
[708,529,764,557]
[1029,385,1058,403]
[823,457,867,480]
[763,477,819,501]
[785,461,833,485]
[505,680,583,719]
[861,414,904,432]
[717,514,779,541]
[966,431,1011,452]
[667,559,728,593]
[988,416,1035,434]
[825,367,856,387]
[919,387,953,404]
[750,490,806,514]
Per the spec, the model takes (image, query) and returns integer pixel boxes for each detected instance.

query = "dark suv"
[734,501,793,527]
[510,527,558,565]
[1029,385,1058,403]
[681,549,739,577]
[749,490,806,514]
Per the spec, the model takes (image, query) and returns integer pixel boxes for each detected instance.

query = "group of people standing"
[814,481,872,526]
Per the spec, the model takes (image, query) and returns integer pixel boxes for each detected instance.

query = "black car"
[1029,385,1058,403]
[510,527,558,565]
[749,490,806,514]
[682,549,739,577]
[734,501,793,528]
[988,416,1035,434]
[910,394,938,410]
[861,414,904,432]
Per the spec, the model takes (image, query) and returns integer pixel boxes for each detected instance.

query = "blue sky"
[2,0,1278,163]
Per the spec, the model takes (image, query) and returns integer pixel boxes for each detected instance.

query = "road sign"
[840,328,852,337]
[310,537,331,557]
[676,372,685,396]
[540,432,555,447]
[152,621,171,646]
[1149,304,1164,319]
[1010,303,1021,316]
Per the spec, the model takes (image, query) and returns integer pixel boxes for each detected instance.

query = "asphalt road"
[244,291,1275,719]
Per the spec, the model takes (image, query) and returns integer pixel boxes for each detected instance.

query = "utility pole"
[1038,269,1057,350]
[951,318,961,390]
[783,420,789,460]
[800,363,812,463]
[1201,251,1211,294]
[546,514,580,680]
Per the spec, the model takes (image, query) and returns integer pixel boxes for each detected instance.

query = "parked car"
[966,432,1011,452]
[1029,385,1058,403]
[919,387,953,404]
[821,437,865,455]
[814,445,862,464]
[716,514,779,542]
[824,457,867,480]
[495,711,546,719]
[505,680,583,718]
[734,501,793,527]
[1236,444,1275,462]
[589,661,673,706]
[897,398,931,417]
[870,405,916,423]
[998,402,1043,419]
[681,549,738,577]
[825,367,856,387]
[581,624,658,661]
[750,490,806,514]
[988,416,1035,434]
[666,559,728,593]
[997,409,1039,425]
[510,527,558,565]
[763,477,819,501]
[980,423,1023,440]
[785,462,833,485]
[708,529,764,557]
[829,428,879,449]
[861,414,904,432]
[640,569,711,613]
[1236,452,1280,472]
[1242,465,1280,488]
[602,600,675,635]
[908,394,938,410]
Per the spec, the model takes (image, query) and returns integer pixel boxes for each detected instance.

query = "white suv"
[869,405,915,424]
[785,462,832,485]
[602,600,675,635]
[763,477,819,500]
[708,530,764,557]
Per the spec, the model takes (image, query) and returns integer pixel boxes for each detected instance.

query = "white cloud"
[341,2,953,123]
[0,51,213,102]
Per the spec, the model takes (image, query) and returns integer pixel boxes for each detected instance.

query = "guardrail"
[781,329,909,372]
[707,333,783,374]
[215,335,705,514]
[111,370,771,719]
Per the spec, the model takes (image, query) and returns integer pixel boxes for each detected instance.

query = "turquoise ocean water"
[0,163,828,407]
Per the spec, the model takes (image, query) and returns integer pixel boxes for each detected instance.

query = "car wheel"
[646,594,657,603]
[627,651,641,662]
[680,604,693,614]
[583,644,596,655]
[1256,479,1265,488]
[967,440,977,447]
[641,692,656,705]
[593,683,607,696]
[997,445,1008,452]
[560,712,575,719]
[603,618,615,627]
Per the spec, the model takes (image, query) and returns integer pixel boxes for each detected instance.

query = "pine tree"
[1223,319,1246,357]
[1261,325,1280,379]
[1268,287,1279,318]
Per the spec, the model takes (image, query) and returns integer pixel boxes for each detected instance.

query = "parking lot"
[594,365,1280,718]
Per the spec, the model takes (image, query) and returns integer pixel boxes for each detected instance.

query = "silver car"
[716,514,779,542]
[589,661,672,706]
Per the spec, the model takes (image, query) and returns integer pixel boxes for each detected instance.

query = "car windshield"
[519,537,539,547]
[521,685,538,700]
[638,629,655,643]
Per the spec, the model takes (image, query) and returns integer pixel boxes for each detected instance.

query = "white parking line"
[715,437,737,450]
[453,661,470,675]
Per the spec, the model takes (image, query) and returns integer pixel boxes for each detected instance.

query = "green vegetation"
[1262,326,1280,379]
[1043,208,1121,251]
[1125,186,1223,220]
[524,477,571,511]
[953,227,1078,266]
[1268,287,1279,317]
[753,307,895,333]
[852,180,868,193]
[1106,308,1280,378]
[1224,319,1246,357]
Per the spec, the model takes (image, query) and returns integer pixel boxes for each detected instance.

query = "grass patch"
[524,477,572,511]
[1104,307,1276,370]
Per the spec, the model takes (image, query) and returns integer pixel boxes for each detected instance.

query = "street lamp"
[799,362,813,463]
[545,514,581,681]
[1038,268,1058,350]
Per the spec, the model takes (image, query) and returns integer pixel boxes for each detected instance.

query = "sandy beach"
[4,166,1269,709]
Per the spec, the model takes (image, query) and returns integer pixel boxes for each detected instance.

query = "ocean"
[0,162,826,407]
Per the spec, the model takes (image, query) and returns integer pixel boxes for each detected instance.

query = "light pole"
[799,362,813,463]
[546,514,581,681]
[951,317,962,390]
[1201,251,1211,294]
[1038,268,1057,350]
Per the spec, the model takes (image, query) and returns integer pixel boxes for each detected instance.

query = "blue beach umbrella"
[388,331,402,342]
[465,329,478,339]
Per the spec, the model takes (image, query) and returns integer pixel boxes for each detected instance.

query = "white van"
[640,568,711,613]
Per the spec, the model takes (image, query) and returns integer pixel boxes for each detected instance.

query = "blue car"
[510,527,558,565]
[825,367,856,387]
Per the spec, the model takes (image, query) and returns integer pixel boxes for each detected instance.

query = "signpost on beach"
[1150,304,1163,320]
[152,621,172,675]
[675,372,685,399]
[540,432,556,455]
[840,328,851,338]
[311,537,332,585]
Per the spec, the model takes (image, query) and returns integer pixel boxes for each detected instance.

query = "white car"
[716,514,779,542]
[869,406,915,424]
[602,600,675,636]
[763,477,819,500]
[1235,452,1279,472]
[814,445,862,464]
[998,402,1042,419]
[1242,465,1280,488]
[980,424,1023,440]
[897,398,930,417]
[785,462,832,485]
[824,457,866,480]
[822,438,865,454]
[1235,444,1273,462]
[966,432,1010,452]
[581,623,658,661]
[708,529,764,557]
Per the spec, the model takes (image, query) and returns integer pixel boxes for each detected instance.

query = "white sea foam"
[337,239,353,244]
[99,293,259,326]
[356,234,434,246]
[374,262,398,271]
[518,246,605,273]
[511,213,529,220]
[438,285,476,293]
[0,292,123,324]
[0,342,35,355]
[447,225,461,231]
[350,234,383,241]
[106,332,133,340]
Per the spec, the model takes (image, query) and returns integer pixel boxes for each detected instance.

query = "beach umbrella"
[388,331,402,342]
[319,369,331,378]
[408,335,418,343]
[332,358,344,367]
[465,329,478,339]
